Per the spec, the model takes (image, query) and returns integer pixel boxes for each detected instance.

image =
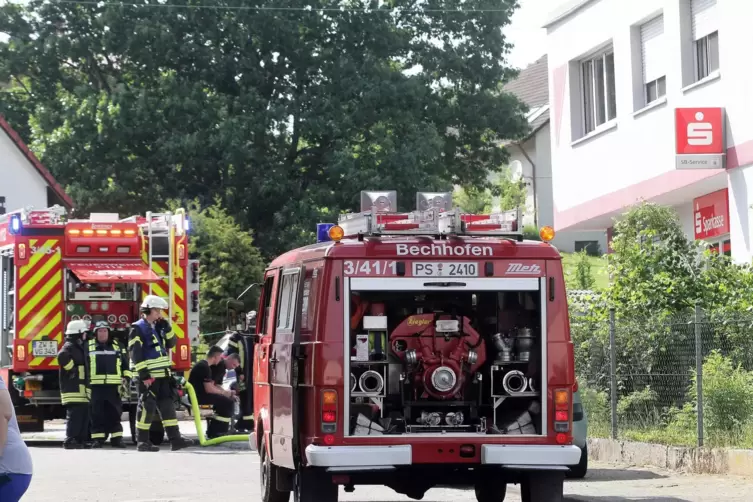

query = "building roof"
[0,115,75,208]
[503,54,550,137]
[542,0,599,30]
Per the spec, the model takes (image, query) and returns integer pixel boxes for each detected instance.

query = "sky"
[504,0,564,69]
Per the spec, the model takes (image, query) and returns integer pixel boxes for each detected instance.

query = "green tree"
[187,200,266,333]
[574,250,595,290]
[453,185,492,214]
[0,0,529,258]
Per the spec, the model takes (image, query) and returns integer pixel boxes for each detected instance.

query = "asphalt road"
[22,445,753,501]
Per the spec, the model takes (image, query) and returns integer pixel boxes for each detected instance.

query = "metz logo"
[687,112,713,146]
[506,263,541,275]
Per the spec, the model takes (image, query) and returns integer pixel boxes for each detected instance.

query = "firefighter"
[129,295,196,452]
[188,347,240,438]
[57,319,92,450]
[88,320,130,448]
[223,311,256,432]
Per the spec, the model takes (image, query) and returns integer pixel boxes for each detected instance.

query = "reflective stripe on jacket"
[89,338,132,385]
[57,339,90,404]
[128,318,176,380]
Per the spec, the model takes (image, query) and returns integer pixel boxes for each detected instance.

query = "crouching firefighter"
[89,320,130,448]
[223,311,256,432]
[129,295,196,452]
[57,320,92,449]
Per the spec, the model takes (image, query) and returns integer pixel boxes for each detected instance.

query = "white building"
[0,116,73,215]
[503,55,607,253]
[544,0,753,260]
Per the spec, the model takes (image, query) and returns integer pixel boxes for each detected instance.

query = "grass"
[561,252,610,290]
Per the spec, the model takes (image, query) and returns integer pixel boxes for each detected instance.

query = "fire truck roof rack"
[0,205,67,225]
[337,206,524,241]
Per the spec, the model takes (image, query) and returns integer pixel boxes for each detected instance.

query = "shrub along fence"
[571,308,753,448]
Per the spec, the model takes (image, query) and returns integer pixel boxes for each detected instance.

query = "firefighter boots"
[170,437,198,451]
[111,437,126,449]
[137,442,160,452]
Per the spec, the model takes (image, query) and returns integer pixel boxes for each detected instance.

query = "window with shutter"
[579,47,617,135]
[640,15,665,104]
[690,0,719,81]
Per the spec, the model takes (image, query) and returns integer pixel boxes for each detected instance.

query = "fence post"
[609,308,618,440]
[695,303,704,448]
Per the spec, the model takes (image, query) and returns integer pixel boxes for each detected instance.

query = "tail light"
[321,389,337,434]
[16,344,25,362]
[18,243,26,260]
[190,262,199,283]
[553,388,571,436]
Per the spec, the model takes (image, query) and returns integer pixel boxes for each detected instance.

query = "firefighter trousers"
[199,394,234,437]
[90,385,123,443]
[135,377,180,443]
[65,403,90,445]
[235,387,254,432]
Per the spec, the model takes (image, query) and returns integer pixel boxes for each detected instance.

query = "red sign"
[675,108,725,155]
[694,189,729,240]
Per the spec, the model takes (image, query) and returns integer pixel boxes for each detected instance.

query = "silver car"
[568,387,588,478]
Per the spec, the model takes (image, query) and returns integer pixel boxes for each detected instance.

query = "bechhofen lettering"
[396,243,493,257]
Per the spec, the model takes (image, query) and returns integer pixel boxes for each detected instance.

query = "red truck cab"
[250,191,578,502]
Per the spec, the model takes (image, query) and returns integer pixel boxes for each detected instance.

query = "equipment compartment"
[345,288,545,436]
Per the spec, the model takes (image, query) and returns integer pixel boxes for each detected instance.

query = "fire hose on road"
[184,382,250,446]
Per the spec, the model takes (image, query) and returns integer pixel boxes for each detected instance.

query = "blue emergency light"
[184,216,191,233]
[317,223,335,243]
[9,214,22,235]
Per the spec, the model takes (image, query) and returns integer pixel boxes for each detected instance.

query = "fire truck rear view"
[250,191,578,502]
[0,206,199,439]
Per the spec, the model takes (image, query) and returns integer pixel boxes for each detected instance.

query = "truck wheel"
[474,480,507,502]
[567,445,588,479]
[149,422,165,446]
[520,472,564,502]
[260,443,290,502]
[294,467,337,502]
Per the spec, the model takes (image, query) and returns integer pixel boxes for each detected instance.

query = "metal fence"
[571,308,753,448]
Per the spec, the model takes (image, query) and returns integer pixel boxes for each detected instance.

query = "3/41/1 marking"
[343,260,397,276]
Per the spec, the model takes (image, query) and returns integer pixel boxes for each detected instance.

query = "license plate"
[32,341,58,357]
[412,262,479,277]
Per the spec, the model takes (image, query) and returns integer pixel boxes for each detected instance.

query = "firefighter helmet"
[65,319,89,335]
[140,295,169,310]
[93,320,110,331]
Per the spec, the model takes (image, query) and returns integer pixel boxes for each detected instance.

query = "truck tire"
[294,467,337,502]
[260,443,290,502]
[567,445,588,479]
[474,480,507,502]
[520,472,564,502]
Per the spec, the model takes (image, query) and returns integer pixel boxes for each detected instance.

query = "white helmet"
[141,295,169,310]
[65,319,89,335]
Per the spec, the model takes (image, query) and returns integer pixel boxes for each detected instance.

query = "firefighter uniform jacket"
[89,337,132,385]
[57,338,90,405]
[224,331,253,392]
[128,318,176,380]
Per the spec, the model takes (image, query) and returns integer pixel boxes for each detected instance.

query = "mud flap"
[520,471,565,502]
[15,405,44,433]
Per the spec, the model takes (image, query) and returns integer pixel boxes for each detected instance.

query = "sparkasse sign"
[693,189,729,240]
[675,108,726,169]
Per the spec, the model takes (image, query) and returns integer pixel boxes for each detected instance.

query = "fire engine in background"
[0,205,200,443]
[250,191,578,502]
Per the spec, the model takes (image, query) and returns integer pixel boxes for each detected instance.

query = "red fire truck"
[0,205,200,441]
[250,191,579,502]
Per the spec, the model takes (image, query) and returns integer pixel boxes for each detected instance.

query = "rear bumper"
[305,444,581,471]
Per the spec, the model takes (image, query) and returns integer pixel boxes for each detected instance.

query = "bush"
[574,250,595,290]
[692,350,753,435]
[522,224,540,241]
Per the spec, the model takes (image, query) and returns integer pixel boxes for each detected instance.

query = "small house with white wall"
[0,116,74,215]
[503,55,608,254]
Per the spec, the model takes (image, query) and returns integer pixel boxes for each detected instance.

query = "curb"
[588,438,753,477]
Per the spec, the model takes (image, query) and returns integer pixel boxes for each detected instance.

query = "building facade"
[503,55,607,254]
[0,116,73,215]
[544,0,753,261]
